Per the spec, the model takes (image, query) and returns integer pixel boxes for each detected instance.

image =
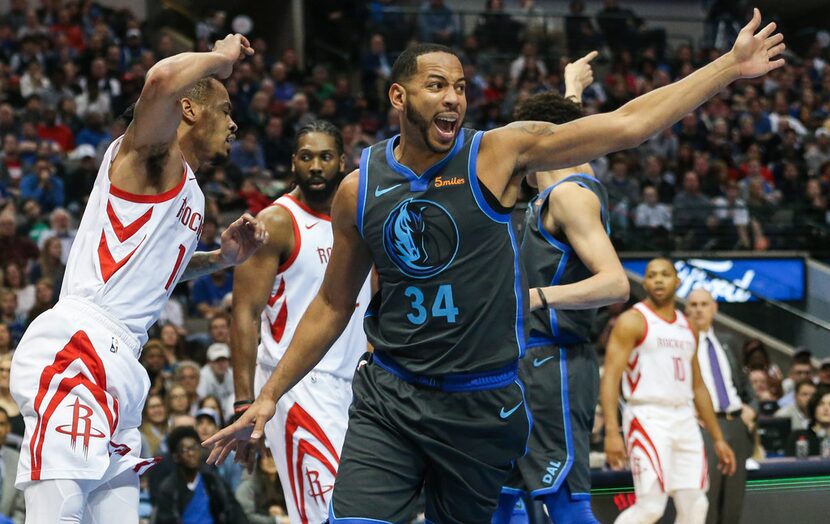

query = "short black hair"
[793,349,813,364]
[514,92,584,124]
[390,43,459,85]
[167,425,200,454]
[182,77,219,104]
[294,120,344,156]
[647,257,677,276]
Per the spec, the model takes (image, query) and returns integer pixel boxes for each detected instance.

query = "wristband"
[233,399,253,413]
[536,287,548,309]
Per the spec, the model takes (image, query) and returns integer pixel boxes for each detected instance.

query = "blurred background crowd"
[0,0,829,522]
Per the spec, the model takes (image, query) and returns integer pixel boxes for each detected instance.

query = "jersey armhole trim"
[536,187,572,253]
[467,130,510,224]
[357,147,370,238]
[632,306,649,348]
[283,194,331,221]
[108,137,189,203]
[274,202,301,273]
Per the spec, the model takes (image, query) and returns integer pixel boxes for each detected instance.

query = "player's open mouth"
[308,177,327,190]
[226,134,236,144]
[434,114,458,142]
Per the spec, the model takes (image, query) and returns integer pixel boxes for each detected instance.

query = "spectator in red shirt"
[237,179,271,216]
[36,106,74,152]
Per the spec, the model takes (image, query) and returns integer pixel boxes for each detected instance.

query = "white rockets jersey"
[258,194,370,380]
[61,136,204,345]
[622,302,697,406]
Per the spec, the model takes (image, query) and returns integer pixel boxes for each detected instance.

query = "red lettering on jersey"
[317,247,332,264]
[176,198,202,232]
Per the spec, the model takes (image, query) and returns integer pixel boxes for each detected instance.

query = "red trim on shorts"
[274,202,302,273]
[133,457,162,474]
[284,194,332,221]
[109,163,187,204]
[701,446,709,489]
[627,417,666,492]
[284,403,340,524]
[30,331,117,480]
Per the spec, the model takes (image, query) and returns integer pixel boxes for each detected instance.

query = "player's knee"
[636,495,668,523]
[673,489,708,524]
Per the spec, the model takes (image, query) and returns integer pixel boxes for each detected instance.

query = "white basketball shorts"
[11,297,157,489]
[255,363,353,524]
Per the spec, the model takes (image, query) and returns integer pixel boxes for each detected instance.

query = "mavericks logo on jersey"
[382,198,459,278]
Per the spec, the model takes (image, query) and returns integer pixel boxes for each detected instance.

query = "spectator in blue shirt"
[418,0,459,47]
[191,270,233,319]
[269,62,296,103]
[229,129,265,175]
[196,217,221,252]
[74,111,111,148]
[153,426,248,524]
[20,158,64,212]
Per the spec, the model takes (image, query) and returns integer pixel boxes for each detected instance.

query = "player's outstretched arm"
[691,345,737,476]
[482,9,784,175]
[600,309,643,470]
[179,212,268,282]
[530,178,629,311]
[126,34,253,152]
[202,171,373,462]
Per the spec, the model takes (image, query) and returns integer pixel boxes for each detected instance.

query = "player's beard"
[405,99,453,154]
[296,171,344,203]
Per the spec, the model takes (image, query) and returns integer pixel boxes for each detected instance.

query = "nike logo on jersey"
[375,184,401,197]
[532,356,555,368]
[499,401,523,419]
[305,222,319,229]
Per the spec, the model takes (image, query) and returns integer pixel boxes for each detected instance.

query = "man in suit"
[686,288,756,524]
[0,407,25,524]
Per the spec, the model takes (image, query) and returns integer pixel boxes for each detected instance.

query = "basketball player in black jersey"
[207,11,784,522]
[494,55,628,524]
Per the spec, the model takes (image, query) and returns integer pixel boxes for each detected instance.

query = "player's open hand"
[604,432,627,470]
[203,396,277,466]
[213,34,255,79]
[729,8,785,79]
[714,439,737,476]
[564,50,598,97]
[219,213,268,266]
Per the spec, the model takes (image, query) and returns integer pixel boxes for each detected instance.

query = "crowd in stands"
[0,0,830,522]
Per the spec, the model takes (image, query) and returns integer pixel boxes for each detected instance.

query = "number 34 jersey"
[357,128,527,376]
[61,136,205,345]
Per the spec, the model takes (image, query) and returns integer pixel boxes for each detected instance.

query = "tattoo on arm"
[516,122,557,137]
[180,250,228,282]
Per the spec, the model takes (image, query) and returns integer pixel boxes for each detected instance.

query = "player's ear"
[389,82,405,112]
[180,98,198,124]
[339,153,346,174]
[290,154,295,175]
